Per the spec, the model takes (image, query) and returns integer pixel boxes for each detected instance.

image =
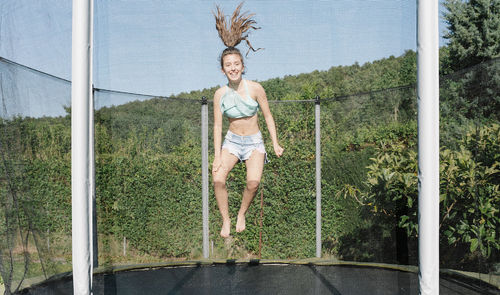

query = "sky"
[0,0,450,116]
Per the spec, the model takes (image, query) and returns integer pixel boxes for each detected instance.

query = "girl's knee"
[213,180,226,190]
[246,180,260,192]
[212,170,227,187]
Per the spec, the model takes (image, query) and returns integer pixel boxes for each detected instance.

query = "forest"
[1,0,499,290]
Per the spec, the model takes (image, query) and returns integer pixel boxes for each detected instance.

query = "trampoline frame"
[16,260,500,295]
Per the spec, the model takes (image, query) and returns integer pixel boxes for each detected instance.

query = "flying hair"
[213,2,263,57]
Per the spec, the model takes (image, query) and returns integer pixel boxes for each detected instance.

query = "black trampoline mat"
[17,264,500,295]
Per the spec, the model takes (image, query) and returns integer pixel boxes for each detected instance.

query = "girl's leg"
[213,149,239,237]
[236,150,265,232]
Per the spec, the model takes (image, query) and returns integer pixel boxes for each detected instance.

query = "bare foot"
[220,219,231,238]
[236,214,246,232]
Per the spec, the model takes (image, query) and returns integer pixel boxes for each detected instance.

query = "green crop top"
[220,80,259,119]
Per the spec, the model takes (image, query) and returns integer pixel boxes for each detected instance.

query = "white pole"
[315,96,321,258]
[72,0,93,294]
[201,97,209,258]
[417,0,440,294]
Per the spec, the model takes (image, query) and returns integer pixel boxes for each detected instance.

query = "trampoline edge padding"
[92,259,419,274]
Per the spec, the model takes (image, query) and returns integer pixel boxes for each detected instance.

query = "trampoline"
[16,260,500,295]
[1,1,499,295]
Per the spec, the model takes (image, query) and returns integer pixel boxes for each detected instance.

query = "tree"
[443,0,500,71]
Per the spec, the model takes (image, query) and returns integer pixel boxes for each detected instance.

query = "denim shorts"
[222,130,269,163]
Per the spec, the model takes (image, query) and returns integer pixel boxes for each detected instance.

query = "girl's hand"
[273,143,284,158]
[212,157,222,173]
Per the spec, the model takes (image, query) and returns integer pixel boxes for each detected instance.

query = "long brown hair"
[214,1,263,64]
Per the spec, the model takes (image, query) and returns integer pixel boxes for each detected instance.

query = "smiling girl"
[212,3,284,238]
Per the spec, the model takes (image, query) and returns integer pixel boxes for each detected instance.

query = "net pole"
[71,0,93,294]
[91,87,98,269]
[315,96,321,258]
[89,0,98,271]
[417,0,440,294]
[201,96,210,258]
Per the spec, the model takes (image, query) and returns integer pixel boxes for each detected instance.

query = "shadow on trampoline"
[306,264,342,295]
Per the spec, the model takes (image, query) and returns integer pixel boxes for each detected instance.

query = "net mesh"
[94,91,203,263]
[320,85,418,265]
[0,58,71,294]
[1,56,498,294]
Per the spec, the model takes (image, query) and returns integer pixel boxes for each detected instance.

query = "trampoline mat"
[17,264,499,295]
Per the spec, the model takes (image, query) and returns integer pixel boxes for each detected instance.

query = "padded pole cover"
[417,0,440,294]
[71,0,93,294]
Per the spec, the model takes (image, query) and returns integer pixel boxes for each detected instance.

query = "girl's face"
[221,54,244,82]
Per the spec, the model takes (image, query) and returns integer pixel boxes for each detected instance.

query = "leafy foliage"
[443,0,500,70]
[341,123,499,269]
[441,124,499,258]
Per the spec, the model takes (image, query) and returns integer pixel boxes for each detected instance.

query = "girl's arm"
[253,82,284,157]
[213,89,224,171]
